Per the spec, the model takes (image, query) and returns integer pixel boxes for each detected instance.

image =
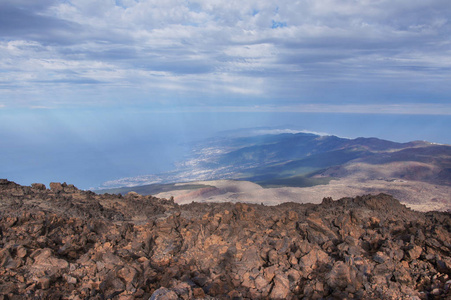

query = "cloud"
[0,0,450,110]
[0,2,82,44]
[284,103,451,115]
[247,129,333,136]
[167,103,451,115]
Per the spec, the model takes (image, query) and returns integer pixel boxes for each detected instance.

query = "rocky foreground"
[0,179,450,299]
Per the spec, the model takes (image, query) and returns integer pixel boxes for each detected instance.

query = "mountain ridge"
[99,132,448,190]
[96,131,451,211]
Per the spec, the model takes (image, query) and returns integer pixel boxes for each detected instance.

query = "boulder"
[406,245,422,260]
[49,182,64,192]
[31,248,69,276]
[327,261,352,290]
[31,183,46,190]
[269,273,290,299]
[299,248,330,274]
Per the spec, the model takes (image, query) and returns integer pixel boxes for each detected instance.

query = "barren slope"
[154,178,451,212]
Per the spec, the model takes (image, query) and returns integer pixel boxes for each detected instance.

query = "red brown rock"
[0,179,449,299]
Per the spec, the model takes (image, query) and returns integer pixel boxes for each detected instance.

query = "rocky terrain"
[1,179,451,299]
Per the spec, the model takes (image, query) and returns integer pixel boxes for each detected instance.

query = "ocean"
[1,109,450,189]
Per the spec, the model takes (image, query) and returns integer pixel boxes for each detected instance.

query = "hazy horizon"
[1,0,450,189]
[1,109,450,189]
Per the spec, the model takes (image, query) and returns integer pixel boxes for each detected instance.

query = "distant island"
[98,131,451,212]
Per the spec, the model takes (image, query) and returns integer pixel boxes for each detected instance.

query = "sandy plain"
[155,178,451,212]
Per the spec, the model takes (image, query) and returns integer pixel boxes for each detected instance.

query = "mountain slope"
[171,132,451,188]
[97,131,451,211]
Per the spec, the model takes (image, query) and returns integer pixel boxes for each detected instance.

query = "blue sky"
[1,0,451,188]
[0,0,450,113]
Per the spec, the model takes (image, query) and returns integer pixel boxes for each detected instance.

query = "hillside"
[1,179,450,299]
[97,132,451,211]
[99,132,451,188]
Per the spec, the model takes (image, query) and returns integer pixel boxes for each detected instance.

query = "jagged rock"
[254,274,270,292]
[373,251,390,264]
[16,246,27,258]
[149,287,176,300]
[299,248,330,274]
[64,274,77,284]
[31,183,46,190]
[64,184,78,193]
[0,180,450,299]
[393,264,412,284]
[327,261,352,290]
[406,245,423,260]
[49,182,64,192]
[269,273,290,299]
[117,265,138,289]
[126,191,140,198]
[38,276,52,289]
[0,248,17,269]
[192,287,205,298]
[30,248,69,276]
[170,281,193,299]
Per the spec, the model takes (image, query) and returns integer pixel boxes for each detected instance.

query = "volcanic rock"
[0,179,450,299]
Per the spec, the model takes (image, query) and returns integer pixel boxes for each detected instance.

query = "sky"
[0,0,450,113]
[1,0,451,188]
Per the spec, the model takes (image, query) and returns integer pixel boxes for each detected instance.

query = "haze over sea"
[1,109,449,190]
[2,1,451,190]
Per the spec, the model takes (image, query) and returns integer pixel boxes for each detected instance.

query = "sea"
[1,109,450,189]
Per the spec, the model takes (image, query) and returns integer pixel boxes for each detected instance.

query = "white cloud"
[170,103,451,115]
[248,129,333,136]
[0,0,450,109]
